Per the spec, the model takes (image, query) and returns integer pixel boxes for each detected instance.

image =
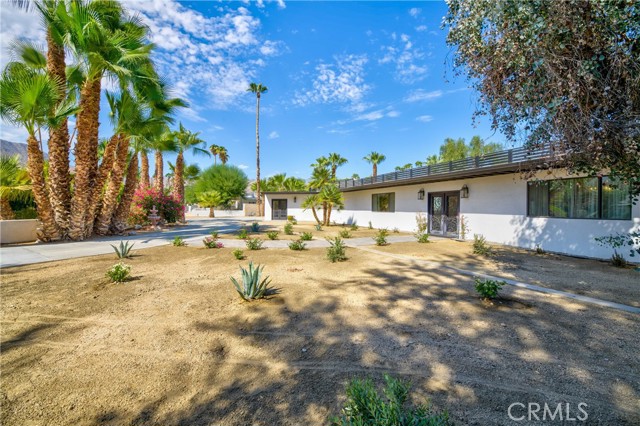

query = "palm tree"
[327,152,348,179]
[283,176,306,191]
[0,155,32,220]
[197,191,223,217]
[301,194,323,225]
[139,148,151,188]
[173,123,210,222]
[363,151,386,179]
[308,166,332,225]
[247,82,268,216]
[209,144,229,165]
[319,185,344,226]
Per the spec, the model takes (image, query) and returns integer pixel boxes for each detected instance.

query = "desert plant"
[172,236,186,247]
[315,224,323,231]
[288,240,307,251]
[373,228,389,246]
[287,215,297,224]
[267,231,279,240]
[472,234,492,256]
[300,232,313,241]
[111,241,135,259]
[392,227,400,233]
[415,212,428,234]
[203,236,223,249]
[237,229,248,239]
[415,232,430,243]
[611,251,628,268]
[245,237,264,250]
[232,249,245,260]
[106,262,131,283]
[350,223,359,231]
[459,214,469,240]
[339,229,352,239]
[474,278,505,299]
[330,374,452,426]
[250,222,260,232]
[368,221,373,229]
[284,222,294,235]
[230,262,271,301]
[535,244,545,254]
[326,237,347,262]
[210,231,219,239]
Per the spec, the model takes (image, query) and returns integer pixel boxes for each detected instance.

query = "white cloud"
[378,33,428,84]
[0,122,29,144]
[409,8,421,18]
[405,90,443,102]
[354,108,400,122]
[387,110,400,118]
[275,0,287,9]
[268,131,280,139]
[416,25,428,32]
[416,115,434,123]
[0,3,46,69]
[238,164,249,170]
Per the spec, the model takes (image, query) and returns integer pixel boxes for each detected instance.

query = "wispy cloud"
[237,164,249,170]
[0,3,45,69]
[268,131,280,139]
[405,89,443,102]
[0,123,29,144]
[378,33,428,84]
[416,115,434,123]
[409,8,421,18]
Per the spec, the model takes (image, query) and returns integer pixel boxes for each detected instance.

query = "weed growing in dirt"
[287,215,297,224]
[326,237,347,262]
[339,229,352,239]
[288,240,307,251]
[203,236,223,249]
[230,262,271,301]
[232,249,245,260]
[373,228,389,246]
[250,222,260,232]
[474,278,505,299]
[415,232,430,243]
[172,236,186,247]
[611,251,628,268]
[111,241,134,259]
[392,227,400,233]
[368,221,373,229]
[245,238,264,250]
[237,229,248,239]
[415,212,428,234]
[350,223,359,231]
[284,223,294,235]
[267,231,279,240]
[315,224,323,231]
[106,262,131,283]
[300,232,313,241]
[210,231,219,239]
[472,234,492,256]
[330,374,452,426]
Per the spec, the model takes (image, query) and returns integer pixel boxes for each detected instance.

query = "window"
[372,192,395,212]
[527,177,631,220]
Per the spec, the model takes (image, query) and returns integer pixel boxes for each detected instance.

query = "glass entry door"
[272,199,288,220]
[429,192,459,237]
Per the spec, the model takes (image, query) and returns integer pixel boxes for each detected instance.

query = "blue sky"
[0,0,505,181]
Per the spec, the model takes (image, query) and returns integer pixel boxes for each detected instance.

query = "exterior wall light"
[294,196,297,203]
[417,188,425,200]
[461,184,469,198]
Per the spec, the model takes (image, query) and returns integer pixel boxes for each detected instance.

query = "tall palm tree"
[319,184,344,226]
[0,155,32,220]
[173,123,210,222]
[247,82,268,216]
[363,151,386,179]
[139,148,151,188]
[209,144,229,165]
[327,152,348,179]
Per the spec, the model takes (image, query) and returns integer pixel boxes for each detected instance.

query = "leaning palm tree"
[0,155,32,220]
[301,193,323,225]
[363,151,386,179]
[247,82,268,216]
[173,123,210,222]
[327,152,348,179]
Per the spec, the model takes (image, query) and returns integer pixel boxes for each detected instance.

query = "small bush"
[611,251,627,268]
[111,241,135,259]
[172,236,186,246]
[415,232,430,243]
[415,212,428,234]
[230,262,271,301]
[250,222,260,232]
[106,262,131,283]
[267,231,279,240]
[474,277,505,299]
[472,234,492,256]
[350,223,359,231]
[315,224,323,231]
[203,236,224,249]
[373,228,389,246]
[288,240,307,251]
[392,227,400,233]
[210,231,219,239]
[326,237,347,262]
[535,244,545,254]
[232,249,245,260]
[237,229,248,239]
[245,238,264,250]
[339,229,352,239]
[368,221,373,229]
[284,222,294,235]
[287,215,297,224]
[330,374,452,426]
[300,232,313,241]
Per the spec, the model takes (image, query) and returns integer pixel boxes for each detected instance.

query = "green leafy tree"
[193,164,248,208]
[445,0,640,197]
[363,151,386,178]
[197,191,224,217]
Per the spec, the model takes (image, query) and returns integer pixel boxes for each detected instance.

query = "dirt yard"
[1,243,639,425]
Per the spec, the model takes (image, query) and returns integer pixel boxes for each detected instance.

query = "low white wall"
[0,219,38,244]
[186,208,246,218]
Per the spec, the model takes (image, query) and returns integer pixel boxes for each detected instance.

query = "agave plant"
[230,262,271,301]
[110,241,135,259]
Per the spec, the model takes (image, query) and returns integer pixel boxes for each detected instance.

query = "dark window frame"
[372,192,396,213]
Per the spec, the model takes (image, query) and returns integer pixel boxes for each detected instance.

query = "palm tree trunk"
[310,206,321,225]
[174,151,185,222]
[322,201,328,226]
[326,204,333,225]
[27,134,60,241]
[85,134,119,237]
[255,94,261,216]
[154,150,163,193]
[69,77,101,240]
[95,135,130,235]
[46,28,71,236]
[209,207,215,218]
[140,152,150,188]
[111,154,138,233]
[0,197,15,220]
[373,164,378,179]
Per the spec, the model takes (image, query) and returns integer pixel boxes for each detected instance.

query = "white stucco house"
[264,146,640,261]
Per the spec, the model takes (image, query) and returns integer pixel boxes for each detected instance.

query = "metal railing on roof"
[338,145,552,189]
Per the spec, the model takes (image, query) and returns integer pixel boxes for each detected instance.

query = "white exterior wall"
[264,174,640,261]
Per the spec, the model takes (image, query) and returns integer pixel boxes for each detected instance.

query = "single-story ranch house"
[264,146,640,261]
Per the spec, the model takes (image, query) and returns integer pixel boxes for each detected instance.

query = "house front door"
[272,199,288,220]
[429,192,459,237]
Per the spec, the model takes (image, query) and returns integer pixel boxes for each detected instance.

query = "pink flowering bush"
[203,236,224,249]
[129,187,183,225]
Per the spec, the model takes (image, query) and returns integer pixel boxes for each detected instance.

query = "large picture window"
[527,177,631,220]
[372,192,395,212]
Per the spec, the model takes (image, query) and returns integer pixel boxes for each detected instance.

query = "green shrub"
[287,215,297,224]
[415,212,428,234]
[172,236,186,246]
[315,224,323,231]
[230,262,271,301]
[350,223,359,231]
[232,249,245,260]
[14,207,37,219]
[474,277,505,299]
[392,227,400,233]
[106,262,131,283]
[237,229,248,239]
[210,231,219,239]
[535,244,545,254]
[326,237,347,262]
[472,234,492,256]
[373,228,389,246]
[330,374,452,426]
[339,229,352,239]
[288,240,307,251]
[203,236,223,248]
[267,231,279,240]
[111,241,135,259]
[300,232,313,241]
[611,251,627,268]
[245,238,264,250]
[415,232,430,243]
[284,222,294,235]
[250,222,260,232]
